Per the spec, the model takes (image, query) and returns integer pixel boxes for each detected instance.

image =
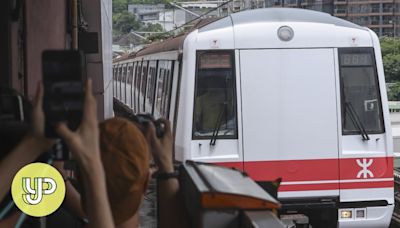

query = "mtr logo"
[22,177,57,205]
[11,163,65,217]
[356,158,374,179]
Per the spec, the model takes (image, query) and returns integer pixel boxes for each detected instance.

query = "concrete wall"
[25,0,66,99]
[7,0,112,120]
[101,0,113,120]
[83,0,113,120]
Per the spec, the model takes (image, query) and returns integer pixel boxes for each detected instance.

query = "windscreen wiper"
[210,102,227,146]
[345,102,370,141]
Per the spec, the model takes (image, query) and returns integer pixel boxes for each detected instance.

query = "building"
[333,0,399,36]
[127,2,244,32]
[158,10,197,31]
[261,0,334,14]
[128,4,198,32]
[128,4,165,22]
[262,0,399,36]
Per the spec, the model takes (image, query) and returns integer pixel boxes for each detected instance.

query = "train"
[112,8,394,227]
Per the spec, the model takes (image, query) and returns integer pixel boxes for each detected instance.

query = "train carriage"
[113,8,394,227]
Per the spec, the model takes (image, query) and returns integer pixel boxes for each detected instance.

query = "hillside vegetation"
[113,0,165,37]
[381,37,400,100]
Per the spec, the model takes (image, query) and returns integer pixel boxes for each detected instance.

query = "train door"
[337,48,394,209]
[239,49,340,199]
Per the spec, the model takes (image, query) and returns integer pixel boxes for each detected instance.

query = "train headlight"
[277,26,294,41]
[339,209,353,219]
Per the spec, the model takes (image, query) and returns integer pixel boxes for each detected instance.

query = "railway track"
[392,168,400,227]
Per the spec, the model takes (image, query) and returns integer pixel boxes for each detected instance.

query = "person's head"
[98,117,150,227]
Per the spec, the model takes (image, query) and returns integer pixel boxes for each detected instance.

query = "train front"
[175,8,394,227]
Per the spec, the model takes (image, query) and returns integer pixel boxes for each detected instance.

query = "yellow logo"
[11,163,66,217]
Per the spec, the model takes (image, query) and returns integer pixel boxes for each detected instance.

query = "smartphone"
[42,50,85,138]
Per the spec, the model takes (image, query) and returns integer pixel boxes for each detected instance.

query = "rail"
[392,168,400,226]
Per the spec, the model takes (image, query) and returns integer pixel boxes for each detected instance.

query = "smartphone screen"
[42,50,85,138]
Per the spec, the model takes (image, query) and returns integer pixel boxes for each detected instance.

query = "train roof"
[203,8,365,32]
[133,18,219,58]
[123,8,367,60]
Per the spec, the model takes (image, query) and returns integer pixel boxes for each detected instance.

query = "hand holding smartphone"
[42,50,85,138]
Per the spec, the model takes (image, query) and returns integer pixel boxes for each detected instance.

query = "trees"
[388,83,400,101]
[142,23,164,32]
[381,37,400,100]
[383,53,400,82]
[113,0,166,37]
[113,11,140,35]
[113,0,128,13]
[381,37,400,82]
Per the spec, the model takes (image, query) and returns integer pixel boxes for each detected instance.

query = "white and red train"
[112,8,394,227]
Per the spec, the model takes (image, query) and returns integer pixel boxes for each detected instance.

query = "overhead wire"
[163,0,235,36]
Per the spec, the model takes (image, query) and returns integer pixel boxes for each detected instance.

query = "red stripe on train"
[280,183,339,191]
[278,181,393,192]
[214,157,393,189]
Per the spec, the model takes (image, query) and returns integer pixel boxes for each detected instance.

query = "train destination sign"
[199,53,231,69]
[340,53,373,66]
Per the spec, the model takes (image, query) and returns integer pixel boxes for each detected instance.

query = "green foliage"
[381,37,400,100]
[113,11,141,34]
[113,0,169,37]
[383,53,400,82]
[142,23,164,32]
[113,0,128,13]
[388,82,400,101]
[380,37,400,82]
[380,37,400,56]
[146,32,170,43]
[113,0,168,13]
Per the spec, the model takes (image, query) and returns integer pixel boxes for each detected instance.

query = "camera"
[132,114,165,138]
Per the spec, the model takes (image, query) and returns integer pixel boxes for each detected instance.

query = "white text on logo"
[356,158,374,179]
[22,177,57,205]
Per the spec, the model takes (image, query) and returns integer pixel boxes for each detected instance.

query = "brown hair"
[98,117,150,225]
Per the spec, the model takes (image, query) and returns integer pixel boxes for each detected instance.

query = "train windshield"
[193,51,237,139]
[339,48,385,135]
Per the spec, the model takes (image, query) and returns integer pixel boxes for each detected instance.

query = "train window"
[145,61,157,113]
[339,48,384,135]
[118,66,123,99]
[134,62,142,113]
[193,51,237,139]
[128,64,133,84]
[162,69,169,116]
[125,65,129,84]
[124,66,128,102]
[154,61,174,118]
[150,67,157,102]
[130,62,136,108]
[162,65,173,117]
[140,61,148,113]
[122,64,127,83]
[154,67,165,118]
[118,66,122,82]
[113,67,116,97]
